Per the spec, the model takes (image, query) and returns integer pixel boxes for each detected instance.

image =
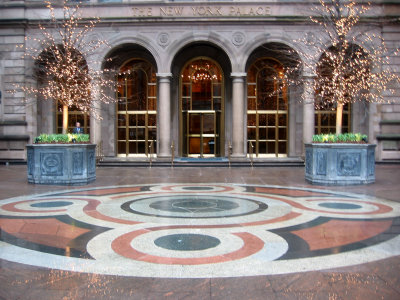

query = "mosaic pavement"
[1,183,400,278]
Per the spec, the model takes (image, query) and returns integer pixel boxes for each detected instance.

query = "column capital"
[156,73,173,78]
[302,72,317,79]
[230,72,247,78]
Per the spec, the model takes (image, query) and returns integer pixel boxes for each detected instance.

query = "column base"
[156,155,172,160]
[231,154,247,159]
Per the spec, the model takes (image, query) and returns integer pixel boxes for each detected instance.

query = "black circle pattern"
[121,195,268,219]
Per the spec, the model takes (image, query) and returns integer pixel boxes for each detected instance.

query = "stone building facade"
[0,0,399,161]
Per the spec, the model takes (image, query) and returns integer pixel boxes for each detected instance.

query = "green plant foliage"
[312,133,368,143]
[34,134,90,144]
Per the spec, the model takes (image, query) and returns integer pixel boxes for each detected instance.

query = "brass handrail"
[228,141,232,168]
[249,141,254,168]
[149,140,154,168]
[96,141,104,166]
[171,141,175,168]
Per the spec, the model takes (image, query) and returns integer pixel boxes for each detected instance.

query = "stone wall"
[0,24,30,159]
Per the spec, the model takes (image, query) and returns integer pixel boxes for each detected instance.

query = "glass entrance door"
[180,58,223,157]
[183,111,221,157]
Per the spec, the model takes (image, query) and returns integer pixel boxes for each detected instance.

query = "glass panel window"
[314,104,351,134]
[247,58,288,157]
[117,59,157,157]
[248,128,256,140]
[56,102,90,134]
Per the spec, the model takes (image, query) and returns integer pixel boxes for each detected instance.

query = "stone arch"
[242,34,306,73]
[99,43,159,157]
[245,42,302,74]
[100,35,161,73]
[103,43,157,73]
[170,42,232,80]
[165,31,235,74]
[169,41,233,157]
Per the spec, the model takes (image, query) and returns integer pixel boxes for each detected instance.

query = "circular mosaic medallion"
[318,202,362,209]
[154,234,220,251]
[0,184,399,278]
[30,201,73,208]
[122,195,267,218]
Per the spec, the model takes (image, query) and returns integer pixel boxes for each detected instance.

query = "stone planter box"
[27,144,96,185]
[305,143,376,185]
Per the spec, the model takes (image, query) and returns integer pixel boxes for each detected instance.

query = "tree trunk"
[62,105,68,134]
[336,102,343,134]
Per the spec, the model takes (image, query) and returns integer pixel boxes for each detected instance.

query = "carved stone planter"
[27,144,96,185]
[305,143,376,185]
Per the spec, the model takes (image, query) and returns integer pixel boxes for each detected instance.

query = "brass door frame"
[184,110,219,158]
[116,111,157,157]
[179,57,224,157]
[247,110,288,158]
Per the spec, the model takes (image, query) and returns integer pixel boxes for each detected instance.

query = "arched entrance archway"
[171,43,231,158]
[180,58,224,157]
[246,42,302,158]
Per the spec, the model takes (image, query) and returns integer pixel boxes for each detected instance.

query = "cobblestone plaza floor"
[0,164,399,299]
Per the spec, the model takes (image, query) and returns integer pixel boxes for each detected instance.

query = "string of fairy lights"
[179,62,220,82]
[13,0,400,133]
[308,0,400,109]
[267,0,400,133]
[15,0,115,120]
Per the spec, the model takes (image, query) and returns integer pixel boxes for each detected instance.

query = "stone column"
[90,100,101,145]
[157,73,172,158]
[302,74,315,149]
[231,73,247,158]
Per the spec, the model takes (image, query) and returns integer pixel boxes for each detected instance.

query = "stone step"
[98,157,305,168]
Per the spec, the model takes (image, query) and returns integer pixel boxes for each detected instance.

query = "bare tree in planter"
[302,0,399,134]
[18,0,115,134]
[292,0,400,185]
[260,0,399,137]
